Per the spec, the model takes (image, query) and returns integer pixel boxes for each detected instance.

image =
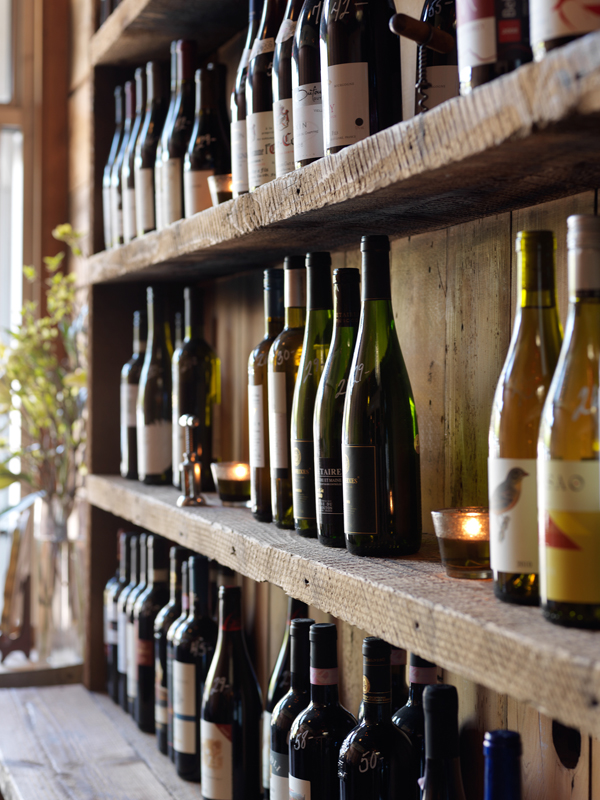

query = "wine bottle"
[167,560,190,760]
[249,268,285,522]
[269,256,307,527]
[104,539,120,700]
[162,40,196,226]
[117,534,139,710]
[358,645,408,720]
[126,533,148,715]
[184,64,232,217]
[110,80,135,248]
[421,685,466,800]
[155,546,189,754]
[273,0,305,177]
[392,653,438,794]
[489,231,562,606]
[135,61,168,238]
[339,638,417,800]
[246,0,287,191]
[530,0,600,60]
[102,86,123,250]
[171,287,220,491]
[456,0,531,95]
[134,535,170,732]
[292,0,325,167]
[120,309,148,480]
[414,0,458,113]
[342,235,422,557]
[263,596,309,798]
[291,252,333,537]
[269,617,314,800]
[538,214,600,629]
[173,555,218,781]
[314,267,360,547]
[483,730,522,800]
[137,287,172,485]
[122,67,146,244]
[320,0,402,155]
[107,532,133,704]
[231,0,265,197]
[156,42,178,231]
[201,586,263,800]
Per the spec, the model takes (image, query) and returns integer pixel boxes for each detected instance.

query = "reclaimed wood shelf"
[85,32,600,285]
[87,474,600,740]
[91,0,247,67]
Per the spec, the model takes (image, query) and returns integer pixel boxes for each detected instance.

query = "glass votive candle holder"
[208,174,233,206]
[431,507,491,580]
[210,462,251,506]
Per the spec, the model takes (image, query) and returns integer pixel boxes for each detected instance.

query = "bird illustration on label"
[491,467,529,541]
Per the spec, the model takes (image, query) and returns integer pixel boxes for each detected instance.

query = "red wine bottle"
[156,42,179,231]
[292,0,325,167]
[102,86,123,250]
[120,309,147,480]
[421,685,466,800]
[110,80,135,247]
[107,532,134,704]
[117,534,139,710]
[530,0,600,60]
[173,555,218,781]
[135,61,168,237]
[288,623,356,800]
[104,537,120,700]
[167,560,190,760]
[122,67,146,244]
[201,586,263,800]
[358,645,408,720]
[126,534,148,715]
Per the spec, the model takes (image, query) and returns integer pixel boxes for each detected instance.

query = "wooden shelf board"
[86,33,600,284]
[87,474,600,739]
[91,0,247,67]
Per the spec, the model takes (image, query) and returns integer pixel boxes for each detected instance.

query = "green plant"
[0,224,87,524]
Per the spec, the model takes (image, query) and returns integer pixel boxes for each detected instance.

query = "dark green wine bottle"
[291,252,333,538]
[314,268,360,547]
[342,235,421,556]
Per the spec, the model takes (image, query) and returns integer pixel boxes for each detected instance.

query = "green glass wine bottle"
[489,231,562,606]
[269,257,307,528]
[313,268,360,547]
[291,253,333,538]
[342,235,421,556]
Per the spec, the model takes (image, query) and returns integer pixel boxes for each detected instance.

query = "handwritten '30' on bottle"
[538,215,600,629]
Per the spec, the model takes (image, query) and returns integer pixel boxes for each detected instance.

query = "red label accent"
[310,667,339,686]
[221,614,242,632]
[217,723,233,742]
[409,666,437,685]
[137,638,154,667]
[545,516,582,550]
[391,649,407,666]
[498,19,522,41]
[457,0,495,25]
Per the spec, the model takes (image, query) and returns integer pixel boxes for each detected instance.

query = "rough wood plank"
[86,475,600,740]
[86,33,600,281]
[337,619,369,718]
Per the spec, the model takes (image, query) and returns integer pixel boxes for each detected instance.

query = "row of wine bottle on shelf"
[104,531,524,799]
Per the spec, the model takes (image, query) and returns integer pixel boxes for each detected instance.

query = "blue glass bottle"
[483,730,522,800]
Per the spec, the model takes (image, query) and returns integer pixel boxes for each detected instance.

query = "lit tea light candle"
[431,507,491,580]
[210,462,251,506]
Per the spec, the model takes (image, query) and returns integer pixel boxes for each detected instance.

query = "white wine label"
[316,456,343,524]
[262,711,271,790]
[391,648,407,666]
[268,371,288,474]
[270,751,289,799]
[102,184,112,250]
[273,98,295,177]
[530,0,600,53]
[154,159,164,231]
[489,458,538,574]
[123,185,136,244]
[127,620,137,698]
[183,165,214,218]
[409,665,437,684]
[174,660,196,754]
[121,382,138,429]
[276,18,297,43]
[422,65,459,109]
[231,119,249,195]
[456,0,497,68]
[292,440,316,519]
[155,683,168,726]
[538,459,600,605]
[289,774,311,800]
[310,666,338,685]
[140,419,172,477]
[249,384,266,468]
[247,110,276,190]
[117,610,128,673]
[250,36,275,59]
[323,62,369,151]
[342,444,378,535]
[201,720,233,800]
[135,165,154,235]
[239,48,252,73]
[292,83,324,162]
[163,157,183,224]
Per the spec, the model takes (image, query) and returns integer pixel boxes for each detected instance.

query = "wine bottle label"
[323,63,369,151]
[127,620,137,697]
[249,384,266,468]
[276,18,297,43]
[247,111,276,189]
[135,165,155,234]
[137,637,154,667]
[117,610,128,673]
[390,648,407,666]
[201,720,233,799]
[292,440,316,519]
[316,456,343,524]
[270,751,289,799]
[363,662,391,703]
[174,661,197,754]
[289,774,311,800]
[262,711,271,789]
[456,0,497,67]
[408,665,437,684]
[489,457,538,574]
[293,83,324,162]
[342,445,378,535]
[310,666,339,685]
[274,98,295,177]
[530,0,600,52]
[163,157,183,224]
[155,682,168,726]
[123,186,136,244]
[250,36,276,59]
[121,382,138,429]
[139,419,172,477]
[154,160,164,231]
[183,165,214,218]
[231,120,249,195]
[102,184,112,249]
[539,459,600,605]
[268,371,289,476]
[422,65,459,110]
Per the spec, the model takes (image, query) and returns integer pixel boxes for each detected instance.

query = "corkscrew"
[177,414,206,507]
[416,44,431,113]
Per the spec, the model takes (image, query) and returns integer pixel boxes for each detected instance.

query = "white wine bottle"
[538,215,600,629]
[489,231,562,605]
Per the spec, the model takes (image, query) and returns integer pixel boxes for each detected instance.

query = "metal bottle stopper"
[176,414,206,507]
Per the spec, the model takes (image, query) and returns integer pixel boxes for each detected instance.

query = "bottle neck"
[169,564,182,604]
[362,656,392,723]
[310,678,339,705]
[188,589,210,619]
[114,90,123,127]
[423,757,465,797]
[184,292,203,340]
[484,752,522,800]
[264,284,284,337]
[290,636,310,693]
[362,252,391,302]
[334,281,360,328]
[285,306,306,329]
[217,592,244,646]
[284,268,306,316]
[147,296,165,354]
[307,266,333,311]
[120,550,130,583]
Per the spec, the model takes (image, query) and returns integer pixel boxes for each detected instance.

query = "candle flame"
[233,463,249,480]
[464,517,481,537]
